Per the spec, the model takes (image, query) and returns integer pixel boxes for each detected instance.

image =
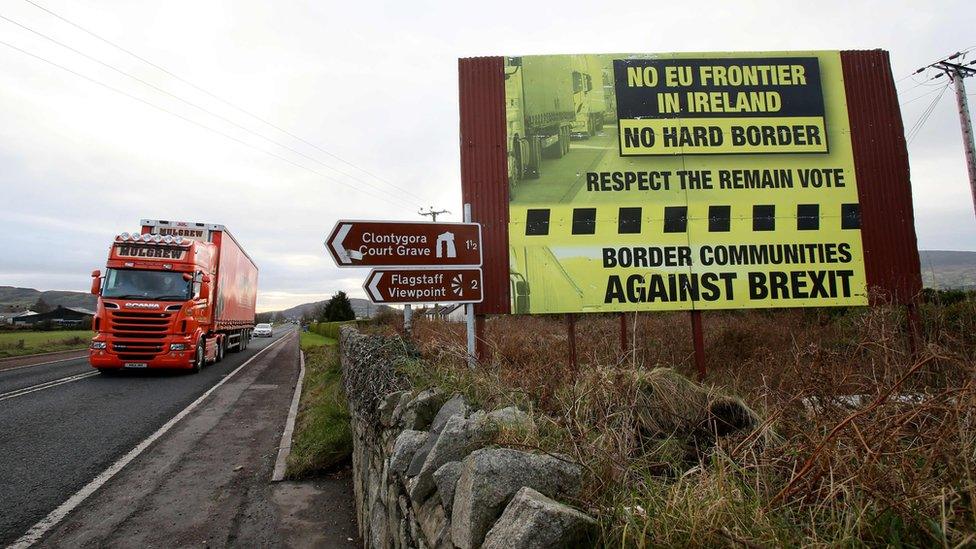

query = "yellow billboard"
[505,51,866,314]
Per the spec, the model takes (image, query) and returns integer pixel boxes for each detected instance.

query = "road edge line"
[271,343,306,482]
[0,353,89,373]
[7,332,295,549]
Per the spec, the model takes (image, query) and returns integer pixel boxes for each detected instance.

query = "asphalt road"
[0,328,291,546]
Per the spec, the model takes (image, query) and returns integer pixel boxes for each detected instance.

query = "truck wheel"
[191,340,205,373]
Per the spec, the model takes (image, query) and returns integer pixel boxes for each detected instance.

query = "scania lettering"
[88,220,259,374]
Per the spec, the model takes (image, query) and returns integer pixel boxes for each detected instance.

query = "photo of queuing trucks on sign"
[504,55,613,190]
[88,220,258,374]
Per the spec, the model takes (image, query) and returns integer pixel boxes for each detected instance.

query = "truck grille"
[108,311,174,361]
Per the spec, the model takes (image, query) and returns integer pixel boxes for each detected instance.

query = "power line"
[0,12,426,209]
[900,84,949,106]
[0,39,410,209]
[906,84,948,145]
[20,0,430,204]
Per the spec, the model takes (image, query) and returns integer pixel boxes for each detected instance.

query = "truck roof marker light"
[163,235,174,244]
[142,234,153,242]
[174,236,184,245]
[124,262,134,267]
[119,232,130,241]
[153,234,163,243]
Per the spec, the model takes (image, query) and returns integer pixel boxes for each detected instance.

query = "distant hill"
[0,286,96,312]
[920,250,976,290]
[270,298,393,320]
[0,286,391,319]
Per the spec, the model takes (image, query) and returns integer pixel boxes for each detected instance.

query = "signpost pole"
[403,304,412,335]
[464,203,476,368]
[690,310,706,380]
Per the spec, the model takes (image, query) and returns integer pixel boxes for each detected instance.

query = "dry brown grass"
[386,302,976,546]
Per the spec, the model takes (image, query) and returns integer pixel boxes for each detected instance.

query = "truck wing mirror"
[182,273,193,282]
[196,272,212,299]
[90,269,102,296]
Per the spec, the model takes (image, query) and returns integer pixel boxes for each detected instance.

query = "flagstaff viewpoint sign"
[499,51,869,314]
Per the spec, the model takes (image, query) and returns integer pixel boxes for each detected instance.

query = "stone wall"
[339,326,597,549]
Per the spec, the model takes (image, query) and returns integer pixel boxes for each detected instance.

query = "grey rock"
[487,406,533,430]
[409,411,497,503]
[390,430,429,476]
[390,391,415,425]
[416,495,450,547]
[399,388,446,431]
[406,394,470,476]
[370,501,389,549]
[482,487,597,549]
[380,390,411,427]
[432,461,463,513]
[451,448,583,549]
[432,394,469,432]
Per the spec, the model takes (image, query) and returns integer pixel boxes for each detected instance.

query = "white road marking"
[7,331,295,549]
[0,371,99,403]
[272,346,306,482]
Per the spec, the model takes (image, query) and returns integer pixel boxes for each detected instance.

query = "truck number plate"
[125,362,148,368]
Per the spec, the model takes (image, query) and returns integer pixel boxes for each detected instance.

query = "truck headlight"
[170,343,187,351]
[91,341,107,350]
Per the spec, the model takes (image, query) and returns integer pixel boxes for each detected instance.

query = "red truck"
[88,220,259,374]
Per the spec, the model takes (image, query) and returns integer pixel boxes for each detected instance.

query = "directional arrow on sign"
[363,268,483,304]
[325,220,482,268]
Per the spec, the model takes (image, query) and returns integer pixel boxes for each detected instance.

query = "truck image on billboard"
[505,51,867,314]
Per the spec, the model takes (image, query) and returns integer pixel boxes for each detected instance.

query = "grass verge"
[300,331,337,349]
[287,334,352,478]
[0,329,91,359]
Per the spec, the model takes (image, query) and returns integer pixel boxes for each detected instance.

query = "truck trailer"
[570,54,607,138]
[88,220,258,373]
[505,56,576,188]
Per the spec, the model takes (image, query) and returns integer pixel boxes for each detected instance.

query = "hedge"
[308,320,357,339]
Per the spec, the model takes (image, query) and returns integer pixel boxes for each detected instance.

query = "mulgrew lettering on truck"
[88,220,259,374]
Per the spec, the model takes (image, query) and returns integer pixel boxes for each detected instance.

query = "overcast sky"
[0,0,973,311]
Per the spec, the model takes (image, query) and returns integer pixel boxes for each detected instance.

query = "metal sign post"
[464,204,476,368]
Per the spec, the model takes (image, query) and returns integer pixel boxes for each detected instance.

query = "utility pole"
[404,207,451,335]
[418,207,451,222]
[916,52,976,218]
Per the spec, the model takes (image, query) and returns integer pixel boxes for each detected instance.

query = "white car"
[253,323,274,337]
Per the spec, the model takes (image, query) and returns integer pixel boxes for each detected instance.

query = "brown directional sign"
[326,220,482,267]
[363,268,483,304]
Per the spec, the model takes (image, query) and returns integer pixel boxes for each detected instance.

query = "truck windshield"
[102,269,192,301]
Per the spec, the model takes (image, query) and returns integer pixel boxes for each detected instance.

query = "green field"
[299,331,337,350]
[0,329,91,359]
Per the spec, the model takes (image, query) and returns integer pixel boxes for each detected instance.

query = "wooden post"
[475,314,487,364]
[566,313,578,369]
[619,312,628,355]
[690,310,706,380]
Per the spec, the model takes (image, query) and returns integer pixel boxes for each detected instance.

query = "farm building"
[14,306,95,327]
